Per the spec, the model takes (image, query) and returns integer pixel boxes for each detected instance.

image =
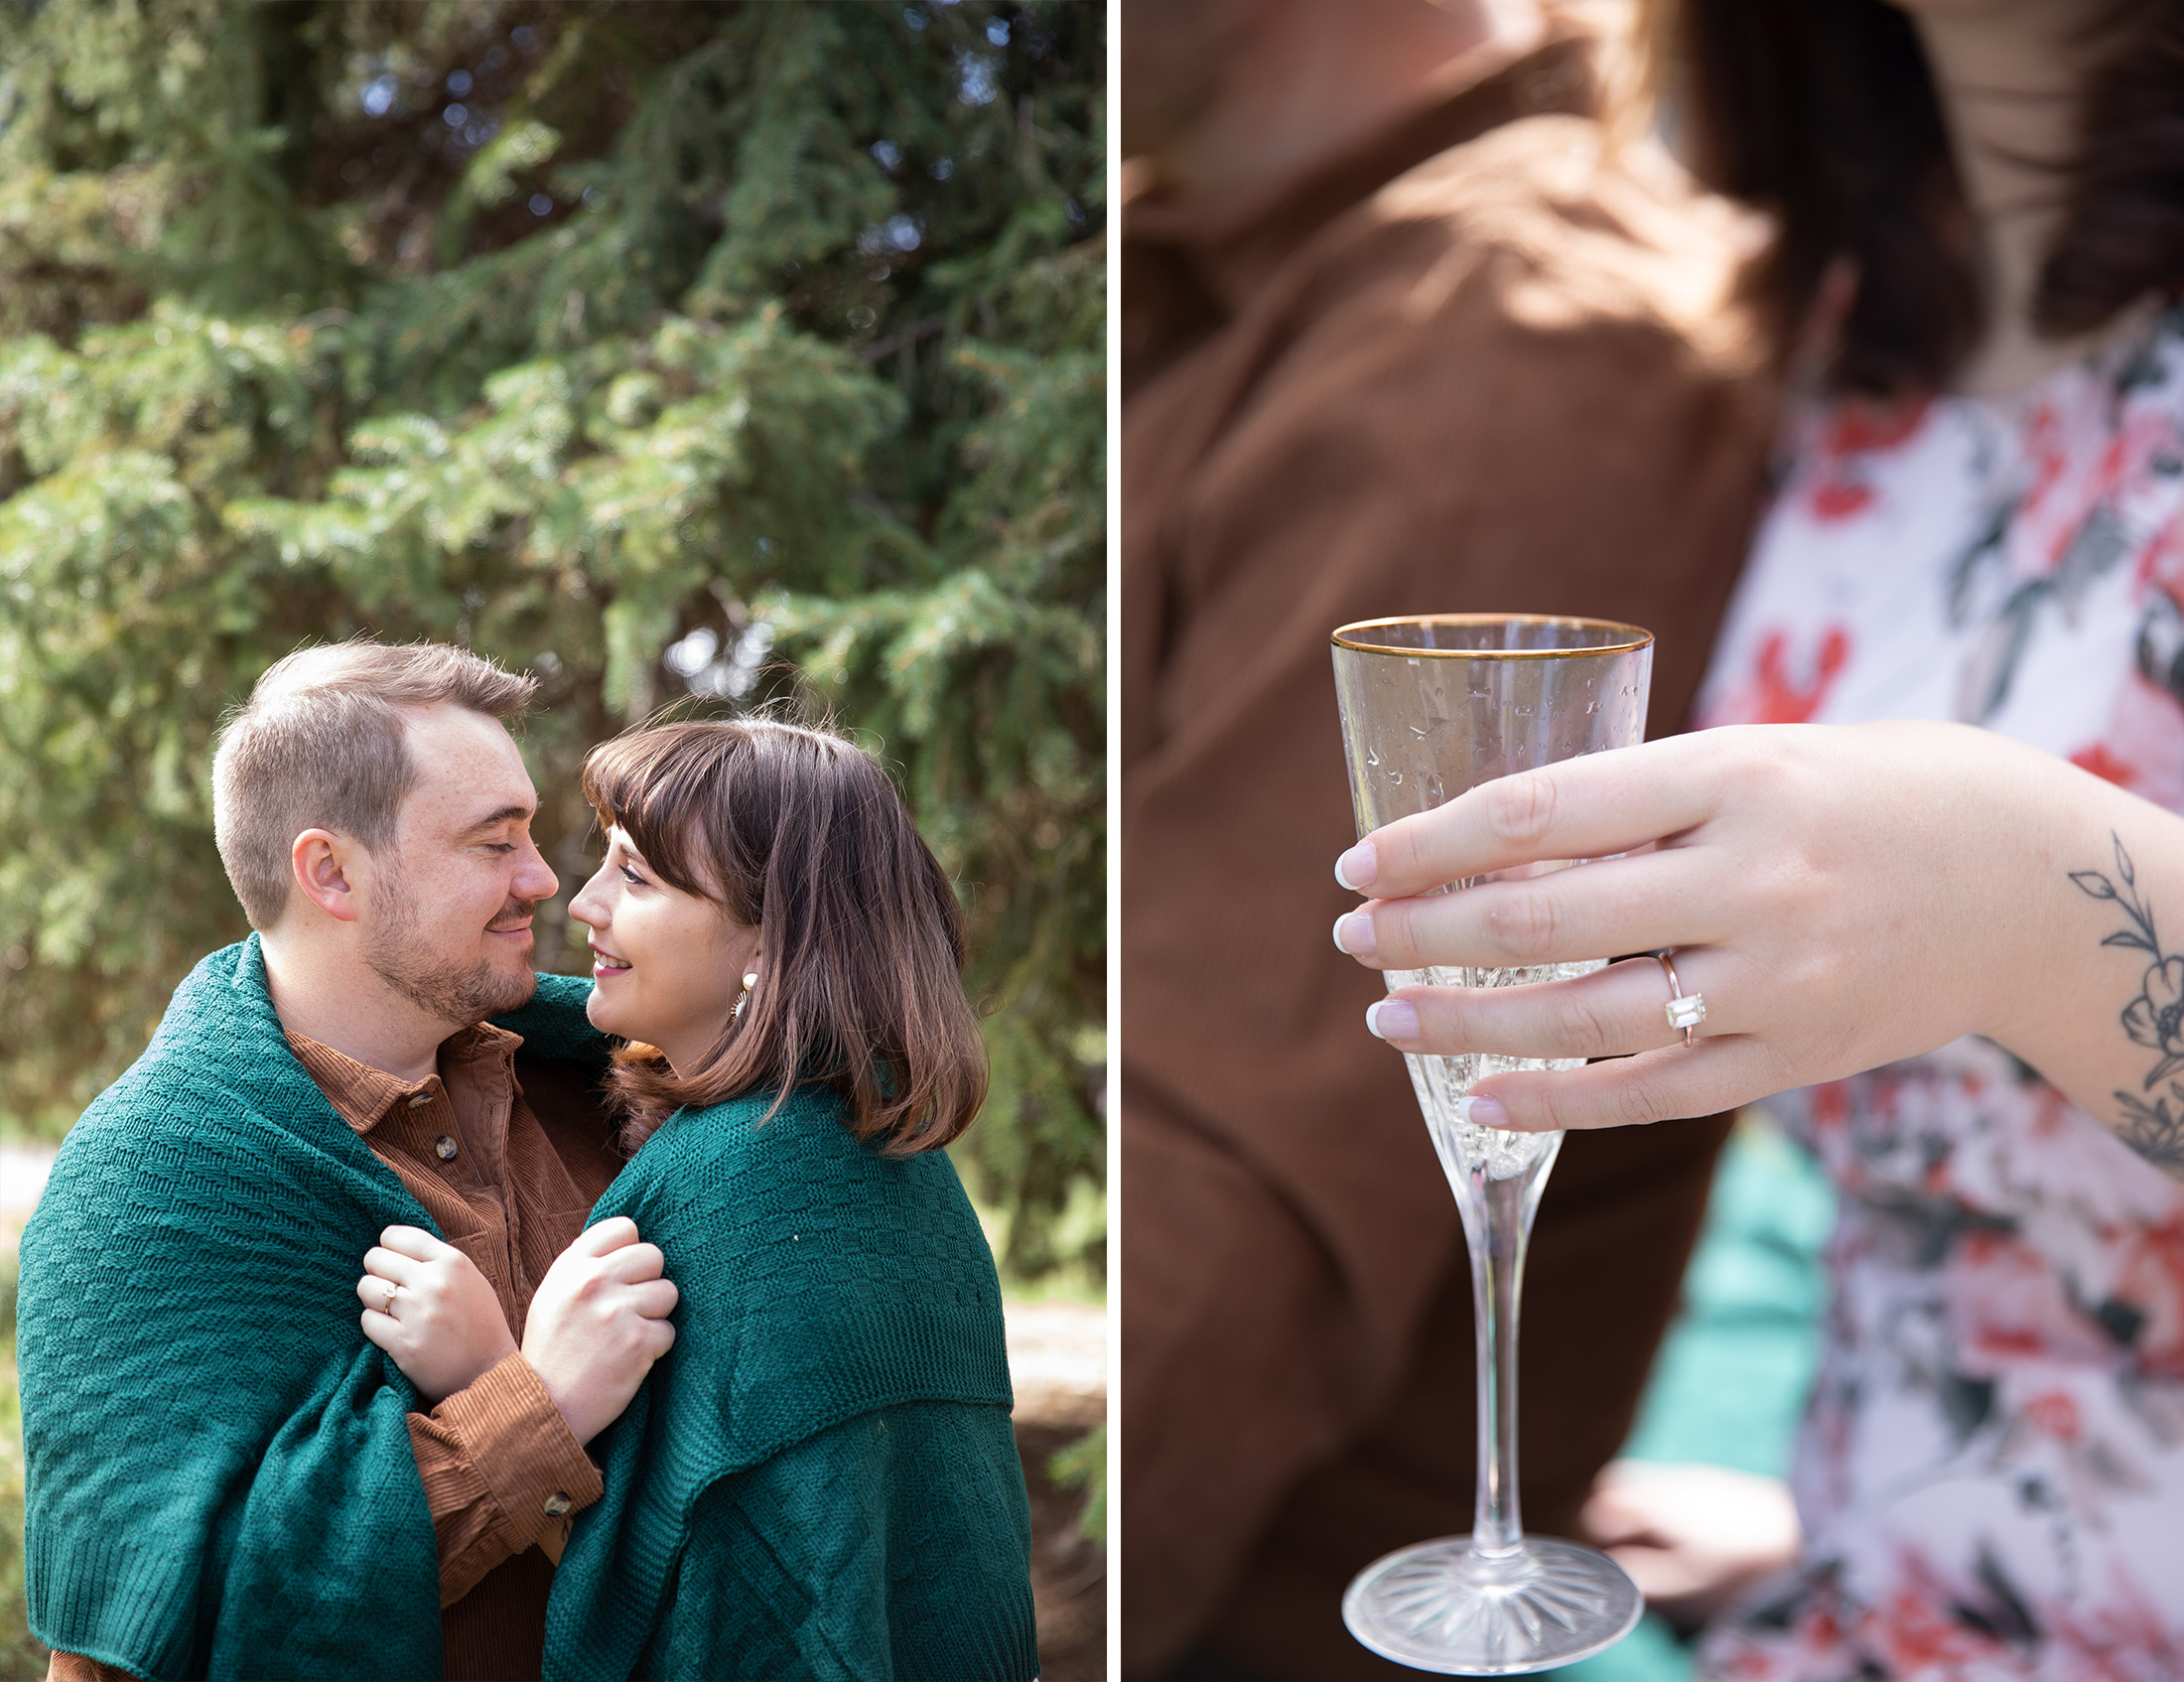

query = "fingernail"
[1365,999,1418,1041]
[1455,1094,1508,1128]
[1335,840,1378,892]
[1332,911,1377,959]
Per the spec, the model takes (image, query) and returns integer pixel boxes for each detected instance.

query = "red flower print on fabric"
[2023,1391,2083,1441]
[2071,742,2139,788]
[1867,1558,2015,1672]
[1803,398,1933,525]
[2116,1215,2184,1372]
[1829,398,1933,455]
[1812,480,1873,522]
[2137,517,2184,597]
[1750,627,1852,724]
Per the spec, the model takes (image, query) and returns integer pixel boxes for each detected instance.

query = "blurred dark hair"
[581,717,987,1156]
[1654,0,2184,395]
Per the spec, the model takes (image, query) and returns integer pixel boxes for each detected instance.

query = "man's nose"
[515,842,559,903]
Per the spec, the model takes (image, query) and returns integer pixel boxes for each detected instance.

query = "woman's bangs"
[581,728,721,901]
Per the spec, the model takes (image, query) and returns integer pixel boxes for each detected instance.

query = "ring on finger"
[1651,949,1706,1049]
[380,1281,400,1316]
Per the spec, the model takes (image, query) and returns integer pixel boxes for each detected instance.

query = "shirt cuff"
[433,1351,605,1567]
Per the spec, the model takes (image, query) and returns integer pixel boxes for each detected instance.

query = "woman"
[367,717,1037,1681]
[1330,1,2184,1675]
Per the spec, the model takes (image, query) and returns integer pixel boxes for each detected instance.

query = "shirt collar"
[285,1020,524,1138]
[1122,28,1596,317]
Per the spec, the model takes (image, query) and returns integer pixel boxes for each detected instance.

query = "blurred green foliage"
[0,0,1106,1279]
[1047,1420,1107,1546]
[0,1251,40,1680]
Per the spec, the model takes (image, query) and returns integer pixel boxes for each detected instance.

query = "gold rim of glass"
[1330,613,1654,658]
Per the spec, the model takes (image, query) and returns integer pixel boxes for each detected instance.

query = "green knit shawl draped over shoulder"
[17,937,450,1681]
[19,940,1034,1681]
[515,1030,1037,1681]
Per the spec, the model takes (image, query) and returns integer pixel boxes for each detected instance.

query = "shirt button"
[408,1093,431,1109]
[435,1135,459,1162]
[543,1491,572,1518]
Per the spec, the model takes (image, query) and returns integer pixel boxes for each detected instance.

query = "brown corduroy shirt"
[49,1022,626,1682]
[1119,26,1780,1679]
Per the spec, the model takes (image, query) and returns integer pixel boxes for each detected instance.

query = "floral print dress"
[1691,306,2184,1681]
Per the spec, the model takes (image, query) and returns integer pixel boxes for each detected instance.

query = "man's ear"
[291,829,362,924]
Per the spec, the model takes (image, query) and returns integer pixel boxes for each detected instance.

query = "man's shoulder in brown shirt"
[1120,30,1776,777]
[1122,30,1762,395]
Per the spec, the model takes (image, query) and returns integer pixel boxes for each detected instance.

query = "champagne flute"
[1331,614,1650,1675]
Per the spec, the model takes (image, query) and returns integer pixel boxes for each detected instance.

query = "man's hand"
[1578,1459,1802,1629]
[358,1226,519,1405]
[519,1216,679,1447]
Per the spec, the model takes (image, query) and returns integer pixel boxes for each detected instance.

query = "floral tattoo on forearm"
[2071,833,2184,1179]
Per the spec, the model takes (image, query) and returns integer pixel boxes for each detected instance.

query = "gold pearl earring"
[733,970,758,1019]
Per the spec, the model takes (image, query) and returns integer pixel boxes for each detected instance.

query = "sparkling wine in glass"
[1330,614,1652,1675]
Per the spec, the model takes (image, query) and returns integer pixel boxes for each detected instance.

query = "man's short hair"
[212,640,537,930]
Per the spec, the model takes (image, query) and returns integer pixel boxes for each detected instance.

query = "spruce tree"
[0,0,1105,1279]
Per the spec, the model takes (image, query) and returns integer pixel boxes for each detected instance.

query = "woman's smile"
[590,941,632,978]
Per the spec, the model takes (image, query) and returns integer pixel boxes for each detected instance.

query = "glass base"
[1342,1534,1643,1675]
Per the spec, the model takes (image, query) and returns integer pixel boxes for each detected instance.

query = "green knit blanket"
[532,1079,1036,1681]
[20,939,1036,1681]
[18,936,453,1680]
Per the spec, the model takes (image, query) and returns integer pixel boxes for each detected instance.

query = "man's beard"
[363,865,540,1026]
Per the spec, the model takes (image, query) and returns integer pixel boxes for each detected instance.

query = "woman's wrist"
[1940,728,2099,1051]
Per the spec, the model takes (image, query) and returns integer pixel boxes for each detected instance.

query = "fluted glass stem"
[1459,1143,1556,1561]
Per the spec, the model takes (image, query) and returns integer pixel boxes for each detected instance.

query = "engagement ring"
[1652,950,1706,1049]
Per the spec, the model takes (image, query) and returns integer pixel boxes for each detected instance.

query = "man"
[20,641,670,1681]
[1120,0,1778,1676]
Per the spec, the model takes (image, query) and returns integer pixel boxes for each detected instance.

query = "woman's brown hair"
[1655,0,2184,395]
[581,718,988,1156]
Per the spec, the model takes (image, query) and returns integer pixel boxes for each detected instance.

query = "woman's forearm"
[1982,762,2184,1180]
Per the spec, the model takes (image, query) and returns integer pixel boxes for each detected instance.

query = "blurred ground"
[1016,1415,1109,1682]
[0,1150,46,1255]
[0,1142,1109,1681]
[1007,1297,1111,1680]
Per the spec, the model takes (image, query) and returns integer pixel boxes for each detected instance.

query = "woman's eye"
[620,865,648,887]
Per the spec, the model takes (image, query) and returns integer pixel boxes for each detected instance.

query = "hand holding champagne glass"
[1329,615,1651,1674]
